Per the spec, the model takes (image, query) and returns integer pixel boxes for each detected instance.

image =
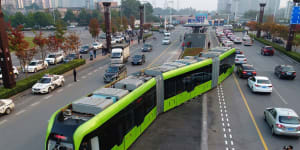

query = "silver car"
[264,107,300,136]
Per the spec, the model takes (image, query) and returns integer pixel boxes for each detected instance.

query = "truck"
[111,43,130,64]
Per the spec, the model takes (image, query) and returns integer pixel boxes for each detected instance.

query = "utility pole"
[139,5,144,39]
[286,0,300,51]
[256,2,266,38]
[103,2,112,54]
[0,1,16,88]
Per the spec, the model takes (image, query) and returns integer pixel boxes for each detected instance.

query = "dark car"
[261,46,275,56]
[235,49,243,55]
[272,37,284,44]
[79,45,90,54]
[141,44,153,52]
[236,64,256,78]
[131,54,145,65]
[103,64,127,83]
[63,53,79,63]
[274,65,296,80]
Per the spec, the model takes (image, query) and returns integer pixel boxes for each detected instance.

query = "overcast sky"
[136,0,290,11]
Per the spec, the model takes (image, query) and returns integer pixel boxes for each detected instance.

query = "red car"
[261,46,275,56]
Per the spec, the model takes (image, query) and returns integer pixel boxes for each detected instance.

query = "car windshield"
[279,116,300,124]
[236,56,245,58]
[111,53,121,58]
[243,66,254,70]
[257,79,270,84]
[133,55,142,59]
[106,67,118,73]
[93,43,98,46]
[48,55,56,58]
[29,62,37,66]
[68,54,76,58]
[265,47,273,50]
[144,44,151,47]
[82,46,89,49]
[38,78,51,83]
[164,38,169,40]
[282,66,295,72]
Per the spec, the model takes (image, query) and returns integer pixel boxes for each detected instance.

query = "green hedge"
[249,34,300,63]
[233,28,245,32]
[182,48,203,58]
[0,59,85,99]
[151,28,159,32]
[143,33,153,39]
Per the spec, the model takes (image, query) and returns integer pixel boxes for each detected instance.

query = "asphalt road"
[207,30,300,150]
[0,26,186,150]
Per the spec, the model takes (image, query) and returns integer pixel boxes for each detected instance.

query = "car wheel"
[291,77,295,80]
[48,88,52,93]
[14,73,18,79]
[271,126,276,136]
[264,112,267,121]
[34,69,37,73]
[60,81,64,87]
[279,74,282,79]
[251,86,255,93]
[5,108,11,115]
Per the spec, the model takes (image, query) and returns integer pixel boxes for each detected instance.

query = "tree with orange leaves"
[246,21,258,31]
[47,35,62,53]
[89,18,100,41]
[62,32,81,56]
[33,31,47,65]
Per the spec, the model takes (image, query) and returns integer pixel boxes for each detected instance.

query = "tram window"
[144,88,156,113]
[164,78,176,99]
[79,140,91,150]
[90,136,100,150]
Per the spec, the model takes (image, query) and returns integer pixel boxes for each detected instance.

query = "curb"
[201,93,208,150]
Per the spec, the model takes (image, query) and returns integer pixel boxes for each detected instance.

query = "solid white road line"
[44,95,52,100]
[15,109,26,116]
[0,119,7,125]
[30,101,41,107]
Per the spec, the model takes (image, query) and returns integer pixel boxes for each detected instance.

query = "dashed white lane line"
[93,70,98,73]
[81,76,87,79]
[30,101,41,107]
[0,119,7,125]
[15,109,26,116]
[273,87,288,104]
[57,89,63,93]
[44,95,52,100]
[67,83,73,87]
[88,72,93,76]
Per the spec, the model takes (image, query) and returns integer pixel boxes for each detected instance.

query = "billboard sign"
[290,6,300,24]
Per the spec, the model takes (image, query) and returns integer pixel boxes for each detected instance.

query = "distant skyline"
[116,0,291,11]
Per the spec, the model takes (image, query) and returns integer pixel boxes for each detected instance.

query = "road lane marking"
[30,101,41,107]
[93,70,97,73]
[15,109,26,116]
[273,87,288,104]
[0,119,7,125]
[88,72,93,76]
[57,89,63,93]
[233,74,269,150]
[81,76,87,79]
[44,95,52,100]
[67,84,73,87]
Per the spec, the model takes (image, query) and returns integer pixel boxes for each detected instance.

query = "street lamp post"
[139,5,144,39]
[103,2,112,54]
[0,1,16,88]
[256,2,266,38]
[286,0,300,51]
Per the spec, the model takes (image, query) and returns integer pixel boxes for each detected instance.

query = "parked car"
[79,45,91,54]
[234,37,243,44]
[0,99,15,115]
[261,46,275,56]
[164,32,171,36]
[46,52,64,65]
[131,54,146,65]
[32,74,65,94]
[92,42,103,49]
[162,37,171,45]
[248,76,272,93]
[274,65,296,80]
[99,33,106,39]
[23,60,48,73]
[159,29,164,33]
[224,41,234,47]
[103,64,127,83]
[236,64,257,78]
[272,37,284,44]
[242,35,251,41]
[0,66,19,79]
[235,49,243,54]
[115,36,124,43]
[64,53,79,63]
[264,107,300,136]
[235,54,247,64]
[142,44,153,52]
[111,38,117,44]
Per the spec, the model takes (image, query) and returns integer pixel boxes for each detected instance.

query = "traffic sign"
[290,6,300,24]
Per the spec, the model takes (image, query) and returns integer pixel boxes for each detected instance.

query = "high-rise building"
[23,0,34,7]
[284,0,294,19]
[60,0,85,8]
[1,0,23,8]
[217,0,231,14]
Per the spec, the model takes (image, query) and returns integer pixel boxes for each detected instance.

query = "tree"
[246,21,258,31]
[63,32,81,56]
[122,17,129,31]
[47,35,62,53]
[33,31,48,65]
[33,12,54,27]
[77,9,91,26]
[243,10,258,19]
[64,9,76,22]
[129,16,135,29]
[89,18,100,41]
[55,20,66,43]
[7,25,37,76]
[10,12,26,27]
[121,0,141,18]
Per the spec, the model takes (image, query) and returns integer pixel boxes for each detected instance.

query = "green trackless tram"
[45,48,235,150]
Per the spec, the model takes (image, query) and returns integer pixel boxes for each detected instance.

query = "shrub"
[249,34,300,63]
[0,59,85,99]
[143,33,153,39]
[182,48,203,58]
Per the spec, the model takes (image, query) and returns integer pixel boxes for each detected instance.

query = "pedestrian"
[73,68,77,82]
[208,41,211,49]
[180,35,182,41]
[138,38,140,44]
[93,49,96,58]
[143,38,145,44]
[89,51,93,60]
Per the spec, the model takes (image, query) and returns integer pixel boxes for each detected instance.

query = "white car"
[0,66,19,79]
[162,37,171,45]
[242,35,251,41]
[234,37,243,44]
[224,41,234,47]
[244,39,253,46]
[32,74,65,94]
[248,76,272,93]
[235,54,247,64]
[0,99,15,115]
[114,36,124,43]
[164,32,171,36]
[46,52,64,65]
[92,42,103,49]
[23,60,48,73]
[111,38,117,44]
